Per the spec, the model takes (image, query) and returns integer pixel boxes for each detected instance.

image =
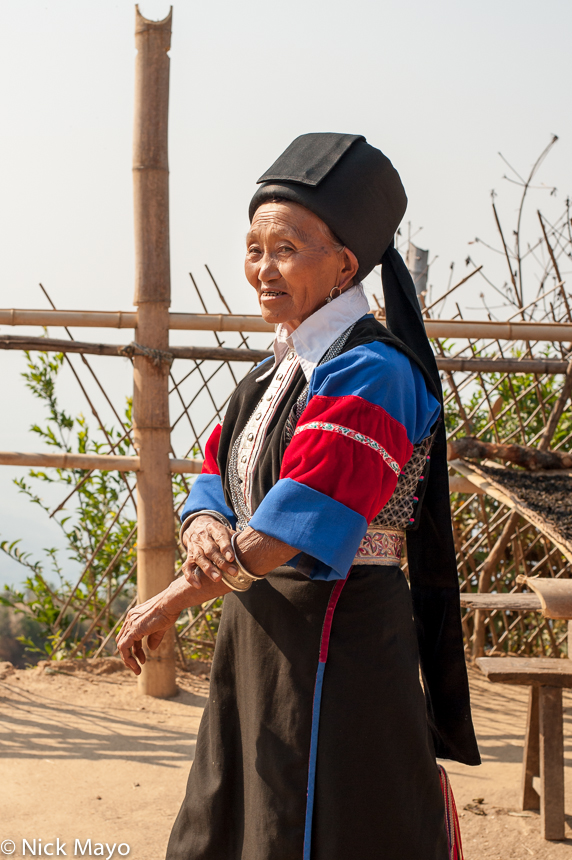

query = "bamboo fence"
[1,8,572,694]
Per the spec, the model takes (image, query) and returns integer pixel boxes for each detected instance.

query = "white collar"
[259,283,371,382]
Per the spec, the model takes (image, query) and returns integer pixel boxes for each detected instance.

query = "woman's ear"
[338,247,360,290]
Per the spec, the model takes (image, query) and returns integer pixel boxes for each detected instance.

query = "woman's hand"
[116,573,231,675]
[181,515,237,588]
[116,590,180,674]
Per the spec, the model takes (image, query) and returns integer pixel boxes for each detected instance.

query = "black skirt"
[166,565,449,860]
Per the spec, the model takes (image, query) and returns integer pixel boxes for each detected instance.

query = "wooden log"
[448,437,572,470]
[2,335,570,375]
[0,451,203,473]
[539,686,565,840]
[522,687,540,811]
[460,593,541,612]
[132,5,177,699]
[0,334,272,363]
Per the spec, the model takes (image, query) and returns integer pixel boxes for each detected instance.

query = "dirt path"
[1,659,572,859]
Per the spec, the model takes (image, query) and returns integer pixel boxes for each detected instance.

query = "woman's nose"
[258,251,280,283]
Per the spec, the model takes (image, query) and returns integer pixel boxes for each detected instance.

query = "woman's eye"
[278,245,294,254]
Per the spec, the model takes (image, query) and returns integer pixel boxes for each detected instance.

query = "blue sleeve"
[180,474,237,529]
[249,479,367,580]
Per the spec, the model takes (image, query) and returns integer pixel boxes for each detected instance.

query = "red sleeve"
[279,395,413,523]
[201,423,222,475]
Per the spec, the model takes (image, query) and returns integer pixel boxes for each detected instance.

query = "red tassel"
[438,764,464,860]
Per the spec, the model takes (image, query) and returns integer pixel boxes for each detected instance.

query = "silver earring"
[325,285,341,304]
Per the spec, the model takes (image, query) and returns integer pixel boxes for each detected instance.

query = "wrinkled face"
[245,200,359,330]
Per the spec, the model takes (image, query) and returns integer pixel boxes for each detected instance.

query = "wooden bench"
[476,656,571,840]
[471,578,572,840]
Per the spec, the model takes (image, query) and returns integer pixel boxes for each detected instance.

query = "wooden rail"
[0,309,138,328]
[0,451,203,473]
[2,309,572,342]
[1,335,570,374]
[0,452,480,498]
[0,335,272,364]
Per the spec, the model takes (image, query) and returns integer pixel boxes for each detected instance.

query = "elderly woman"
[117,133,480,860]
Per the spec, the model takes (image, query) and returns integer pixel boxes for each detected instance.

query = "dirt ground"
[1,659,572,860]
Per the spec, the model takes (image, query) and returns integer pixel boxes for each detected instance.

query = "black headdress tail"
[382,245,480,766]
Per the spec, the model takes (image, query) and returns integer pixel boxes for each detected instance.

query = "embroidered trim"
[293,421,401,476]
[353,528,404,565]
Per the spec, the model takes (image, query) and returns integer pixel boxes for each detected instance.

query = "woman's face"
[245,201,359,330]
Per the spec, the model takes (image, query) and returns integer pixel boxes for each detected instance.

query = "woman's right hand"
[181,515,238,588]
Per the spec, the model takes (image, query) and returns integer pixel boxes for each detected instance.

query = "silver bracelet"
[179,509,232,548]
[220,533,266,592]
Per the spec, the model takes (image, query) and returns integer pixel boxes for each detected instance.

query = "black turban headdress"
[249,133,480,767]
[249,133,406,282]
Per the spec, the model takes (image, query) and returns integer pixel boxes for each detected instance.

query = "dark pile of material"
[478,464,572,544]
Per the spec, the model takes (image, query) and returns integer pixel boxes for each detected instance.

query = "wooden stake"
[521,686,540,811]
[132,4,177,699]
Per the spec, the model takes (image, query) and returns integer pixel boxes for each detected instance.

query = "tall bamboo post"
[132,4,177,698]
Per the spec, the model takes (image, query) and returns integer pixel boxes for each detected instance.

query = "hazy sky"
[1,0,571,586]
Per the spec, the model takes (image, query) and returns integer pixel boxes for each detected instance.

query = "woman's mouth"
[260,289,287,299]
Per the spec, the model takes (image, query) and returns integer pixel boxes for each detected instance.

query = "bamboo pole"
[168,313,273,332]
[0,451,140,471]
[132,4,176,698]
[423,319,572,342]
[0,309,137,328]
[0,451,202,473]
[3,308,572,342]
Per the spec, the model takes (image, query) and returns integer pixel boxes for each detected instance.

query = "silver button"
[256,413,261,420]
[277,373,283,381]
[241,455,247,463]
[287,351,295,360]
[247,433,254,441]
[266,394,273,401]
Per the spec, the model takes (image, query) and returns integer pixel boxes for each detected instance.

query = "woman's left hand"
[116,590,182,674]
[116,570,232,675]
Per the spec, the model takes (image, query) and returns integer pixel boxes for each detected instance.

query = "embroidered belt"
[352,528,405,566]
